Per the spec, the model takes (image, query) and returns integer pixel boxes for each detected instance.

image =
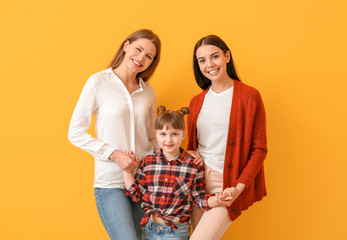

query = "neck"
[113,63,138,85]
[162,149,181,161]
[211,77,234,93]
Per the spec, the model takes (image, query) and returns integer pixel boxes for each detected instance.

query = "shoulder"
[143,82,156,95]
[87,69,112,85]
[183,154,202,170]
[236,81,263,103]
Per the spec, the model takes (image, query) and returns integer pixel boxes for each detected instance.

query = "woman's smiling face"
[123,38,156,74]
[196,44,230,82]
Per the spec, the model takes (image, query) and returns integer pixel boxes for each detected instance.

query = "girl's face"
[123,38,156,74]
[156,124,186,159]
[196,44,230,82]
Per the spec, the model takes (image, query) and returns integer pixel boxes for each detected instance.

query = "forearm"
[123,171,136,189]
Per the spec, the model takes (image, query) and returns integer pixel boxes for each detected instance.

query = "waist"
[150,214,180,226]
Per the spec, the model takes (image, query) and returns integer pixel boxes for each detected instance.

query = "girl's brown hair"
[108,29,161,82]
[155,105,189,131]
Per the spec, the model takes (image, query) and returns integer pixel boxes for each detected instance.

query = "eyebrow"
[137,45,154,57]
[197,51,219,60]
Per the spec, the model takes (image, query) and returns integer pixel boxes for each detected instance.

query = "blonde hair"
[155,105,189,131]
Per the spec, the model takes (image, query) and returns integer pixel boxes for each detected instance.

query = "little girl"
[122,106,234,240]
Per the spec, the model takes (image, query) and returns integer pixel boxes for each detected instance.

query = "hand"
[109,150,139,172]
[216,183,246,207]
[216,188,235,207]
[186,150,204,166]
[122,150,134,156]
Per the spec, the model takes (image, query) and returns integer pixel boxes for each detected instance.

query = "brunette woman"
[188,35,267,240]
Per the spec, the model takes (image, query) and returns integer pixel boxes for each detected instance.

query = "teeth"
[133,59,141,67]
[209,69,218,74]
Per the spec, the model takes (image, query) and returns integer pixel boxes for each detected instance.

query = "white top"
[68,68,157,188]
[196,86,234,173]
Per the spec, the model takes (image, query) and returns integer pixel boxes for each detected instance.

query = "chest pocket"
[172,177,190,197]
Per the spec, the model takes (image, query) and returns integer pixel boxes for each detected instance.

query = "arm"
[236,92,267,187]
[148,88,158,152]
[68,77,116,160]
[191,165,214,210]
[124,158,147,202]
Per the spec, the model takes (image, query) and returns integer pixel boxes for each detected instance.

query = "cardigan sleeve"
[236,91,267,187]
[187,99,194,151]
[68,77,116,160]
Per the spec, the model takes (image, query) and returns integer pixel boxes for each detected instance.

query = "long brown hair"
[193,35,240,90]
[109,29,161,82]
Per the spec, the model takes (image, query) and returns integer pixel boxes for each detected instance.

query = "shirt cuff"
[103,146,117,161]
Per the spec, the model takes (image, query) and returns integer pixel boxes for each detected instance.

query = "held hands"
[109,150,139,173]
[216,188,236,207]
[216,183,246,207]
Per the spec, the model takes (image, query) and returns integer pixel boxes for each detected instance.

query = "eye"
[198,59,205,64]
[172,133,178,136]
[146,54,153,60]
[212,55,219,59]
[160,133,166,136]
[136,47,141,52]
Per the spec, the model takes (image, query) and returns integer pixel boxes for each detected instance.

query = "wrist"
[208,195,218,208]
[109,150,120,161]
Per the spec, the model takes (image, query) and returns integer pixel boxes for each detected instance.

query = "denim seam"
[95,190,113,239]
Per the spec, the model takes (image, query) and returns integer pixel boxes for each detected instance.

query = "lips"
[132,58,143,67]
[208,68,219,74]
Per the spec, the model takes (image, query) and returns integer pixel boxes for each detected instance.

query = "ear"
[225,50,231,63]
[123,40,130,52]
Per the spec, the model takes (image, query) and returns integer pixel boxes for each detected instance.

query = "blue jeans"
[143,219,190,240]
[95,188,144,240]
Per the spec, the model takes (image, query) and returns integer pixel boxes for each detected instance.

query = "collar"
[103,67,147,89]
[158,148,187,163]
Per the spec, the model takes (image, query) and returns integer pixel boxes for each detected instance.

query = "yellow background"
[1,0,346,239]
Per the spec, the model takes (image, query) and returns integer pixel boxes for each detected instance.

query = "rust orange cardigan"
[187,80,267,221]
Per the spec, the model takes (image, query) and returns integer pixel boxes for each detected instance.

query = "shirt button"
[165,179,168,181]
[229,141,234,145]
[162,196,165,198]
[228,164,231,168]
[168,162,170,165]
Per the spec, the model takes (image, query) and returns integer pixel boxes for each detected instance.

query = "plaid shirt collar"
[157,148,187,163]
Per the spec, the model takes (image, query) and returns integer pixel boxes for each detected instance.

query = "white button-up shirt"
[68,68,158,188]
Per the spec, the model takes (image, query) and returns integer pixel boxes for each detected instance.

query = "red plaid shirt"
[125,148,213,229]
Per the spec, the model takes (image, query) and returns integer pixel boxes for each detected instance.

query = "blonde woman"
[68,29,161,240]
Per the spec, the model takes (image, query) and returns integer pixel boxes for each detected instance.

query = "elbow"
[68,127,78,145]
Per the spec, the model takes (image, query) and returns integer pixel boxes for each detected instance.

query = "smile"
[208,68,219,74]
[132,58,143,67]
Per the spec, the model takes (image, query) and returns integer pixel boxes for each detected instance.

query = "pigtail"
[155,106,189,131]
[157,105,166,115]
[177,107,190,117]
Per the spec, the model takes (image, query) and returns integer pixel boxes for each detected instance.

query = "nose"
[138,52,145,62]
[207,59,215,68]
[165,135,173,142]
